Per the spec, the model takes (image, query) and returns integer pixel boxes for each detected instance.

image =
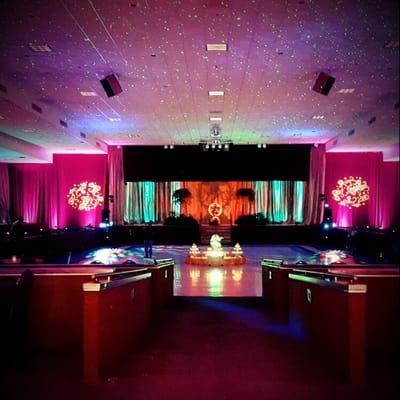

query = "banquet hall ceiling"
[0,0,398,163]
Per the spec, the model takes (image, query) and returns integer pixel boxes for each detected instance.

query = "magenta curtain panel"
[0,163,10,223]
[325,153,398,229]
[379,162,399,229]
[54,154,107,228]
[107,146,125,225]
[10,164,58,228]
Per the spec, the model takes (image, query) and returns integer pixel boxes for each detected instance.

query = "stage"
[77,244,322,297]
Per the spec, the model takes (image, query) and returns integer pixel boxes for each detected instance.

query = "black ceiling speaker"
[312,72,336,95]
[100,74,122,97]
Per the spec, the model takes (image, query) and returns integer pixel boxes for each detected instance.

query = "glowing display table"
[185,237,246,266]
[185,253,246,266]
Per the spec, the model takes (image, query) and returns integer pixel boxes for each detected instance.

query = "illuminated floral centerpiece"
[208,234,224,258]
[185,234,246,266]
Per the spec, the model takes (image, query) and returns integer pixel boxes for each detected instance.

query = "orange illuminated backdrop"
[182,182,255,224]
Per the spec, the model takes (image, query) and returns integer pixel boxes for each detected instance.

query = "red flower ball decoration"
[331,176,370,208]
[67,181,104,211]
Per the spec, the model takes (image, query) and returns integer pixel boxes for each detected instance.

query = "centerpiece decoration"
[185,234,246,266]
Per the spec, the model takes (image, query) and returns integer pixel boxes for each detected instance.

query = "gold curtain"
[182,181,255,224]
[303,144,326,224]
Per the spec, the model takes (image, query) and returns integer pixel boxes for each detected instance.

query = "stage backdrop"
[54,154,107,228]
[325,153,399,229]
[124,180,304,224]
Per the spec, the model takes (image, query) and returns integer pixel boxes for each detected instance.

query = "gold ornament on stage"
[185,238,246,266]
[208,201,223,224]
[331,176,369,208]
[189,243,201,256]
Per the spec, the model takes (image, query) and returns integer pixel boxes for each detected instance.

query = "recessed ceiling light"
[109,118,121,122]
[209,90,224,96]
[338,88,355,94]
[210,116,222,121]
[312,115,324,120]
[23,129,34,133]
[206,43,228,51]
[28,43,53,53]
[80,91,98,96]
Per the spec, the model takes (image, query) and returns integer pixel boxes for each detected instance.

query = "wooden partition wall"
[289,274,367,384]
[0,259,175,384]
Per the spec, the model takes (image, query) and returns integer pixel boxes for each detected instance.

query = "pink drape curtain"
[108,146,125,224]
[10,164,58,228]
[54,154,107,228]
[325,153,398,229]
[0,163,10,223]
[379,162,399,229]
[303,144,326,225]
[6,155,108,229]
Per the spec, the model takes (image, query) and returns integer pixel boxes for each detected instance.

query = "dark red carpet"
[2,297,398,400]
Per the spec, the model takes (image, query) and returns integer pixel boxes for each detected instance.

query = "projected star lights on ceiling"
[0,0,398,158]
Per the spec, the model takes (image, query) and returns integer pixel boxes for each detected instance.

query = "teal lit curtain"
[155,181,181,220]
[171,181,181,216]
[124,182,155,223]
[272,181,287,222]
[125,181,180,223]
[255,181,305,223]
[142,182,155,222]
[294,181,304,223]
